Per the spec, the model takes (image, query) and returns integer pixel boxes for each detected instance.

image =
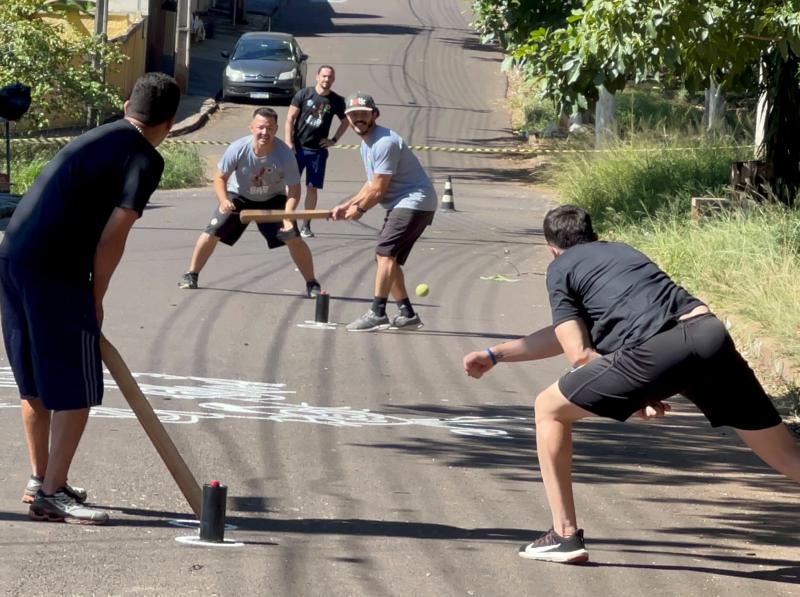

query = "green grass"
[549,138,800,395]
[619,206,800,378]
[158,145,206,189]
[8,143,205,195]
[550,140,750,231]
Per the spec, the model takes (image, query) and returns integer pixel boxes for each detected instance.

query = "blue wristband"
[485,348,498,366]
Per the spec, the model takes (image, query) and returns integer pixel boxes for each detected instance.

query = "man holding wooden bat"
[178,107,321,297]
[0,73,181,524]
[330,92,437,331]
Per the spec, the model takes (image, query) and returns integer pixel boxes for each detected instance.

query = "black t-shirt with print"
[546,241,704,354]
[0,119,164,281]
[290,87,345,150]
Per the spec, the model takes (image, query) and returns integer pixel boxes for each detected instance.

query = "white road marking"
[0,368,523,437]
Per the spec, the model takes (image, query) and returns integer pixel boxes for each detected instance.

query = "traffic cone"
[440,176,455,211]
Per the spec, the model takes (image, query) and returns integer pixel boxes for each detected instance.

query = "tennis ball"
[415,283,429,297]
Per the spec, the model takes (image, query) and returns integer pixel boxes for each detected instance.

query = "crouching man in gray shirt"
[179,107,321,297]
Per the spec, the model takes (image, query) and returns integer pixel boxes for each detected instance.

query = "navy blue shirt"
[546,241,704,354]
[0,120,163,281]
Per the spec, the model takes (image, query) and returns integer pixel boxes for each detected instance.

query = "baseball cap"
[344,92,378,114]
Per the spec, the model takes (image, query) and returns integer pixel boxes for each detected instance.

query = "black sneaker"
[306,280,321,298]
[519,528,589,564]
[300,226,315,238]
[178,272,198,289]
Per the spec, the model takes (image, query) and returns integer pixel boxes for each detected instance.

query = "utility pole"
[89,0,109,126]
[174,0,192,93]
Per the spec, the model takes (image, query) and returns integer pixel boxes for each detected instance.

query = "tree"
[0,0,125,129]
[499,0,800,204]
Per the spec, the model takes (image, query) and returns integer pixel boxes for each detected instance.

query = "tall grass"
[621,207,800,366]
[158,145,205,189]
[550,141,750,231]
[549,138,800,382]
[8,143,205,194]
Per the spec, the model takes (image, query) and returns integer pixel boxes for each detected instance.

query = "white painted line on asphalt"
[0,368,524,437]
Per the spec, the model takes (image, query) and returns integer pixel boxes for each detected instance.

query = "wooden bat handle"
[100,336,202,518]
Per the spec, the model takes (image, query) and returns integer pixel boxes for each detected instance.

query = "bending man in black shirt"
[284,64,349,237]
[463,204,800,564]
[0,73,180,525]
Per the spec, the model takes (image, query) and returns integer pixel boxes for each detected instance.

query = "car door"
[293,40,307,88]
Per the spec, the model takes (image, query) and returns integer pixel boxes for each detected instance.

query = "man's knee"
[535,384,590,425]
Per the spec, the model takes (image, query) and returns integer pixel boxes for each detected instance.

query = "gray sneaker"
[29,490,108,525]
[178,272,198,289]
[23,475,87,504]
[391,313,423,329]
[346,310,390,331]
[300,226,315,238]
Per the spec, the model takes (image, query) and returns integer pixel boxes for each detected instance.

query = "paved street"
[0,0,797,595]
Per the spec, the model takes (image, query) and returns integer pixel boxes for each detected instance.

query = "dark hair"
[543,205,598,249]
[126,72,180,126]
[252,107,278,123]
[317,65,335,75]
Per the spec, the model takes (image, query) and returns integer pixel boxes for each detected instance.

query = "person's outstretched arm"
[463,326,563,379]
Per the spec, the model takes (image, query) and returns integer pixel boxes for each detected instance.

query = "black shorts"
[0,260,103,411]
[376,208,434,265]
[204,193,299,248]
[558,313,781,430]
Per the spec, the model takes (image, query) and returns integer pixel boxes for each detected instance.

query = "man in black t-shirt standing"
[0,73,180,525]
[463,204,800,564]
[285,64,348,237]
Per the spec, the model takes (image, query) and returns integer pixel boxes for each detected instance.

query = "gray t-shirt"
[218,135,300,201]
[360,125,437,211]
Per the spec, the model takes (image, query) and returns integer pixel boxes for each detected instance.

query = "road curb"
[169,98,219,138]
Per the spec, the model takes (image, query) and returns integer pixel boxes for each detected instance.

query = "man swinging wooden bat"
[178,107,322,298]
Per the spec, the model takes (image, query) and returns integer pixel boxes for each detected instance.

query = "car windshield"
[233,39,294,61]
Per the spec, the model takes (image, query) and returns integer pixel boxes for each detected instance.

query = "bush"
[158,145,206,189]
[9,142,205,194]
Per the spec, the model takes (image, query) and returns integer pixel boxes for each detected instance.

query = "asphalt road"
[0,1,797,595]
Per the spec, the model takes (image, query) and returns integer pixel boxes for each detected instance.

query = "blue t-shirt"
[218,135,300,201]
[359,125,437,211]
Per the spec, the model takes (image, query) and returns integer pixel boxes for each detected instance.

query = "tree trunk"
[754,61,768,160]
[595,85,616,149]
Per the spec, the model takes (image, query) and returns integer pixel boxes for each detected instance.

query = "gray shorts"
[205,193,299,248]
[376,208,434,265]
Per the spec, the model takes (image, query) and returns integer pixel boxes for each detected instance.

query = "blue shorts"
[294,147,329,189]
[0,259,103,411]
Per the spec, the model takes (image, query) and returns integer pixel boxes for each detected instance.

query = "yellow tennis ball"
[415,283,429,297]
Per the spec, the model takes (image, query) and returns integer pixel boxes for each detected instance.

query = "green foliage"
[498,1,799,114]
[620,205,800,372]
[0,0,125,129]
[10,142,206,194]
[158,145,206,190]
[615,87,703,134]
[470,0,582,51]
[550,141,748,230]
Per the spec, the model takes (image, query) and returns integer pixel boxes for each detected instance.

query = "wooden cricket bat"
[239,209,331,223]
[100,336,203,518]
